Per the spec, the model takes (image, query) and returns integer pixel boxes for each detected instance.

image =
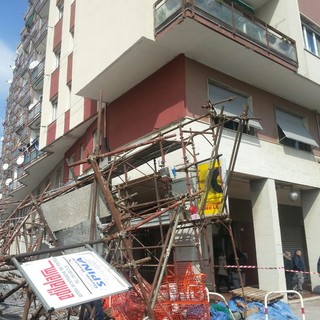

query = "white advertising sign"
[17,250,131,311]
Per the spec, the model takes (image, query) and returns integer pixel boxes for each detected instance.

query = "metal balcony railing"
[154,0,298,66]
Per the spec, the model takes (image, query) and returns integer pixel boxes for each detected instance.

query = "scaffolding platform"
[230,286,284,303]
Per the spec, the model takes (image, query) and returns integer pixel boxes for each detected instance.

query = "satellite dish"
[17,156,24,165]
[0,136,4,141]
[2,163,9,170]
[5,178,12,186]
[6,79,13,84]
[28,102,36,110]
[0,194,2,200]
[29,60,40,70]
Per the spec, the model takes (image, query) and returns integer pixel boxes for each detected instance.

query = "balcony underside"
[78,17,320,112]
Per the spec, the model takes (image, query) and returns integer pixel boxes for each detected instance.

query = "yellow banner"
[198,161,223,216]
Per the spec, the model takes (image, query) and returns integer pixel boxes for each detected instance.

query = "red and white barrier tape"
[213,265,319,275]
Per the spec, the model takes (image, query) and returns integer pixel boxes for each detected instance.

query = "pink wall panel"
[53,18,63,50]
[50,67,60,100]
[64,121,96,183]
[84,98,97,120]
[67,52,73,85]
[64,110,70,133]
[107,55,187,149]
[46,121,56,146]
[69,1,76,32]
[298,0,320,24]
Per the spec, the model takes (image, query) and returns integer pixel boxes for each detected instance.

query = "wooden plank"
[230,286,284,303]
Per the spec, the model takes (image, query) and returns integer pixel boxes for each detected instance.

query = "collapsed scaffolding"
[0,99,252,319]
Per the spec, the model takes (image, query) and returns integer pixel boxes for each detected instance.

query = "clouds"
[0,39,16,139]
[0,39,16,101]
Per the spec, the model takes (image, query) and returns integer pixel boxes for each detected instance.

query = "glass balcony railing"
[24,148,44,166]
[30,60,45,83]
[8,179,24,192]
[16,126,28,140]
[34,19,48,45]
[35,0,49,15]
[16,116,25,128]
[154,0,182,28]
[28,101,41,122]
[154,0,298,66]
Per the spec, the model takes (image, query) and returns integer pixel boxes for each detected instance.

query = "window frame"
[57,1,64,20]
[79,144,84,175]
[54,49,61,68]
[275,108,318,151]
[51,99,58,122]
[208,80,261,135]
[302,21,320,57]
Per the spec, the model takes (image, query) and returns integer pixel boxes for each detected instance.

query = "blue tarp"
[210,298,299,320]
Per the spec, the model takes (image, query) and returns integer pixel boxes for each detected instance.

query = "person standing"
[292,249,305,294]
[283,251,293,290]
[216,251,230,292]
[227,248,247,289]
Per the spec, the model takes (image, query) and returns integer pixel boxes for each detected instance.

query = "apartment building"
[1,0,50,204]
[2,0,320,294]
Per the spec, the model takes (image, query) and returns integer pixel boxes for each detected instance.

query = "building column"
[301,189,320,293]
[250,178,286,291]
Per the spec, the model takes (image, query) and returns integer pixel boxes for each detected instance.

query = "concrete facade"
[2,0,320,298]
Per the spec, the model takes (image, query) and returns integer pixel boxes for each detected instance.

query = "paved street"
[0,294,319,319]
[289,297,320,319]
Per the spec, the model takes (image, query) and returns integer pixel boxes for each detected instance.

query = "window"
[57,1,64,19]
[276,109,318,151]
[55,166,62,189]
[54,50,61,68]
[93,130,97,154]
[52,99,58,122]
[67,84,72,108]
[93,130,102,154]
[69,30,74,52]
[302,22,320,57]
[68,154,75,181]
[79,144,84,175]
[208,82,262,135]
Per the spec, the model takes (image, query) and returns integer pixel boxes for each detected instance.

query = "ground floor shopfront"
[213,178,320,294]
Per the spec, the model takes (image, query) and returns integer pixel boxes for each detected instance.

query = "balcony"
[16,127,28,142]
[33,19,48,50]
[17,83,31,107]
[23,148,44,166]
[15,54,30,78]
[155,0,297,68]
[77,0,319,113]
[22,33,32,52]
[8,180,24,193]
[30,59,45,87]
[35,0,50,19]
[24,3,36,27]
[16,114,26,129]
[28,100,41,127]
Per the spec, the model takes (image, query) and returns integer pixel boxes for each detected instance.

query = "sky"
[0,1,28,140]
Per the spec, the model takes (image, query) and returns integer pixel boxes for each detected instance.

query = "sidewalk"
[289,294,320,319]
